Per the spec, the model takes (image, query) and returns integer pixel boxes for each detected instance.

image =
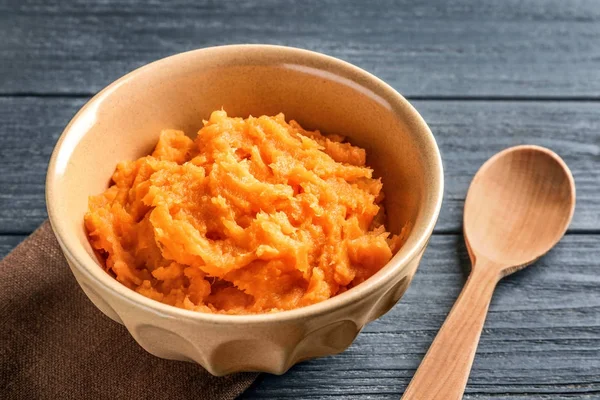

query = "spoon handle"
[401,262,501,400]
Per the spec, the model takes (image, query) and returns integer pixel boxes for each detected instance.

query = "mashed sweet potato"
[85,111,403,314]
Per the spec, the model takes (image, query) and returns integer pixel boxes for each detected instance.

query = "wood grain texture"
[241,234,600,399]
[1,0,600,96]
[0,98,86,234]
[423,101,600,232]
[1,97,598,234]
[0,236,26,258]
[402,263,499,400]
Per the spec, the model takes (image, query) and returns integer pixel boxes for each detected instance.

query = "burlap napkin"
[0,221,258,399]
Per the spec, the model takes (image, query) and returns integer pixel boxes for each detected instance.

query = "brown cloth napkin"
[0,221,258,399]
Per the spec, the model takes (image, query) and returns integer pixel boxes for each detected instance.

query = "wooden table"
[1,1,599,398]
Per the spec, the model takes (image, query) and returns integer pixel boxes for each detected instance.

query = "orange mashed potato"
[85,111,402,314]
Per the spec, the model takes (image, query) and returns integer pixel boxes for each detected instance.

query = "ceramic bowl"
[46,45,443,376]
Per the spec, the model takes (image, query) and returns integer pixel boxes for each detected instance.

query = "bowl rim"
[46,44,444,325]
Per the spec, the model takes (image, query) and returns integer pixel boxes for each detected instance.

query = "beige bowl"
[46,45,443,376]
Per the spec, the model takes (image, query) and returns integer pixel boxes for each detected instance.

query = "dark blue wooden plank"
[0,0,599,96]
[0,235,26,259]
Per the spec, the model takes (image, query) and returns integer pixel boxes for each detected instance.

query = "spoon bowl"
[464,145,576,273]
[403,145,575,400]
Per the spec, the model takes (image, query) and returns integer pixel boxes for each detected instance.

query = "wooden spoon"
[402,145,576,400]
